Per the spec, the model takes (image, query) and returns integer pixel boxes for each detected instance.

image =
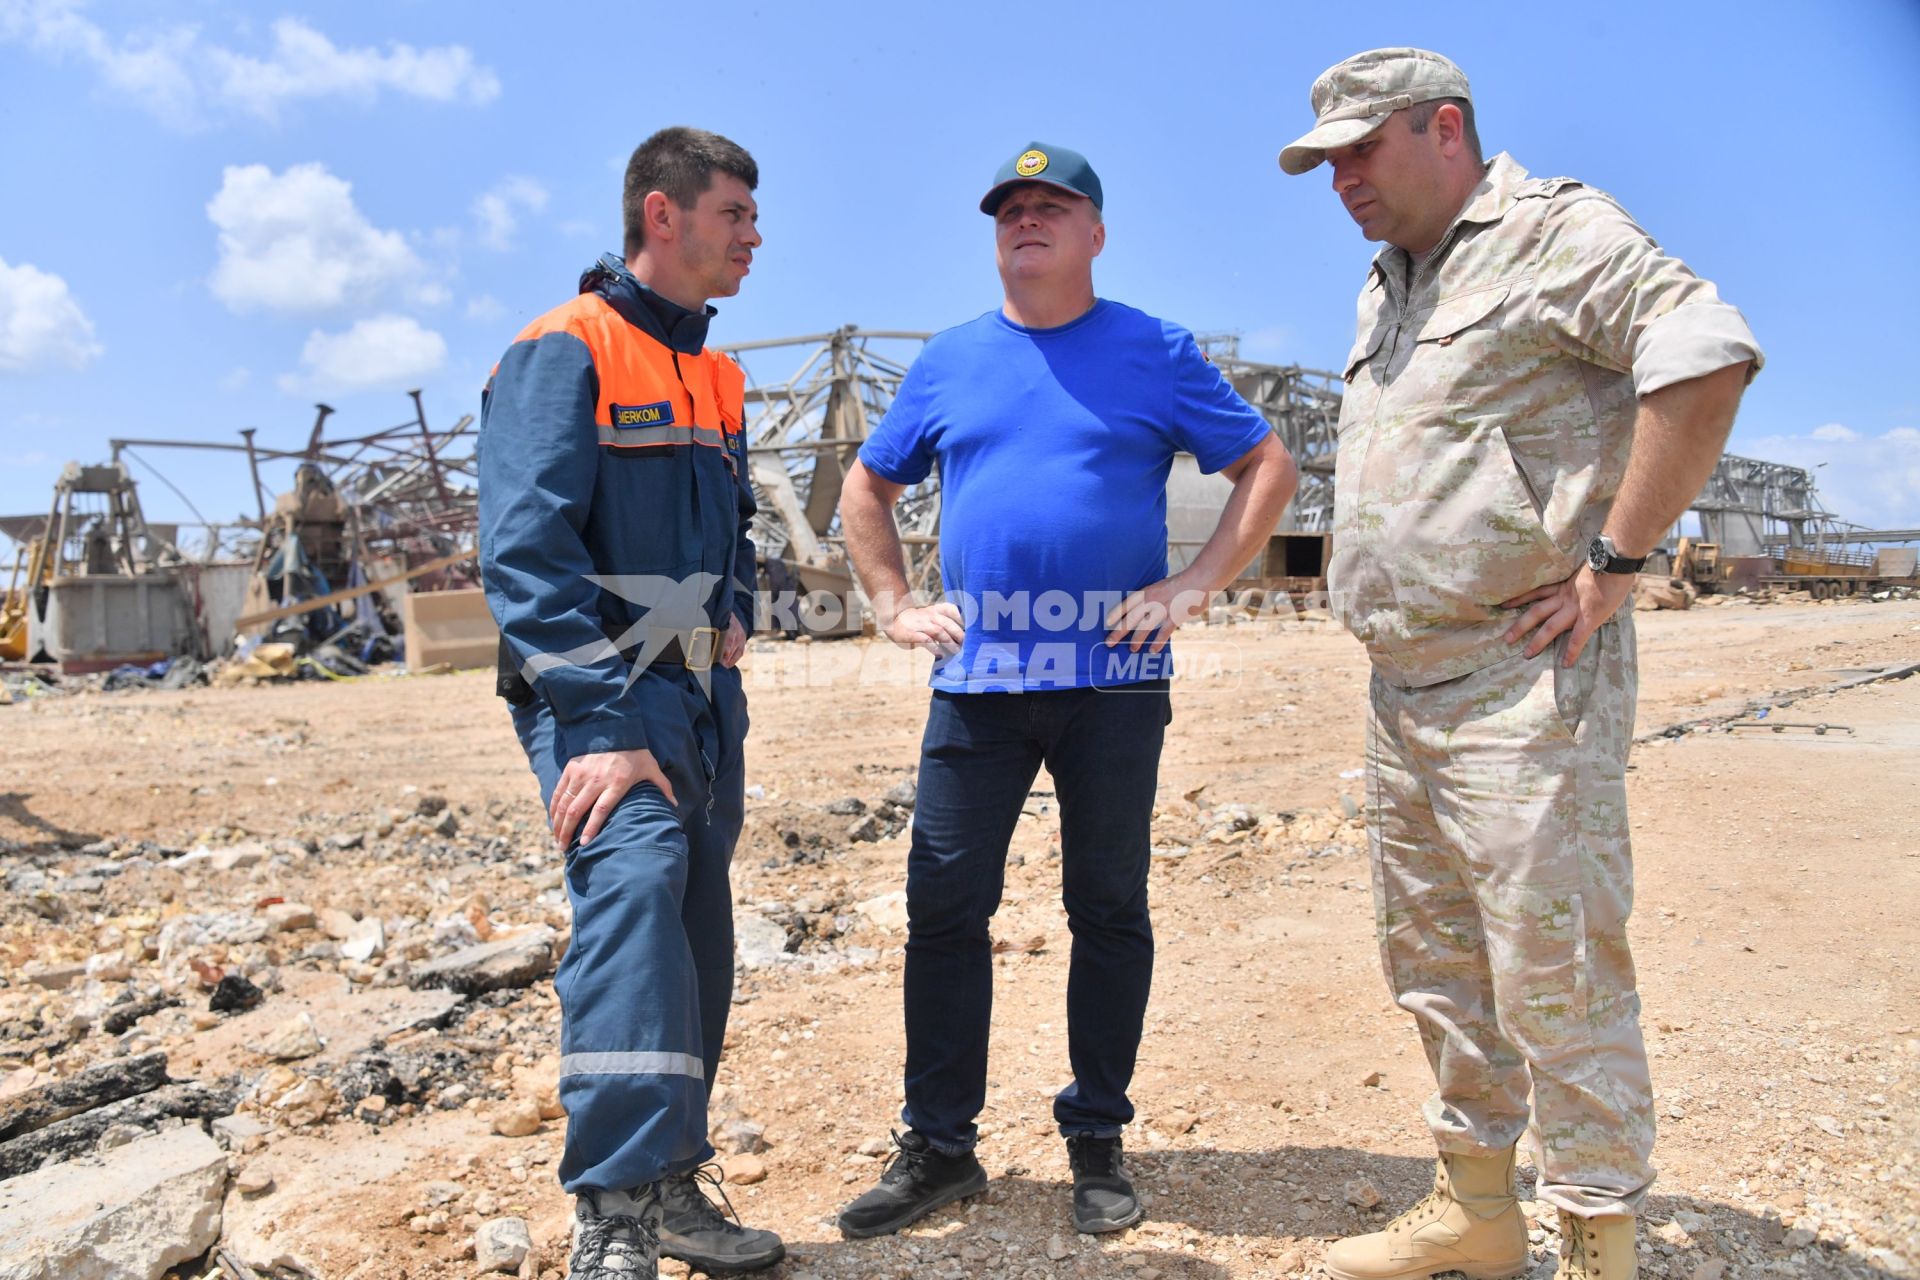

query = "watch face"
[1588,538,1609,572]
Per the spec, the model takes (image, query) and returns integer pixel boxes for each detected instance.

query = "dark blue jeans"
[901,680,1170,1154]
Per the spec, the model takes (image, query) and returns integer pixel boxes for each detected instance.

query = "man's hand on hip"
[1501,565,1634,665]
[550,748,678,849]
[720,614,747,668]
[1104,576,1212,654]
[882,601,966,656]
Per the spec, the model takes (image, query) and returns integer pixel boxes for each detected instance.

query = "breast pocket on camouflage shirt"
[1383,283,1564,604]
[1407,283,1509,372]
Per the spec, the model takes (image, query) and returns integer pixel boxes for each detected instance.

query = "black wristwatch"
[1586,534,1646,575]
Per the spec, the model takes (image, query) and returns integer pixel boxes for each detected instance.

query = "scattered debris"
[409,927,557,996]
[474,1216,533,1272]
[0,1125,228,1280]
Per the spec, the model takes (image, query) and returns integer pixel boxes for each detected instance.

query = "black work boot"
[571,1183,662,1279]
[1065,1133,1143,1233]
[837,1129,989,1238]
[658,1164,786,1273]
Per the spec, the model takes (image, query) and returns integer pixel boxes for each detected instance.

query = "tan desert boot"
[1323,1147,1530,1280]
[1555,1211,1636,1280]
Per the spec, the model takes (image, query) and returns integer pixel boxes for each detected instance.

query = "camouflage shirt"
[1329,153,1763,687]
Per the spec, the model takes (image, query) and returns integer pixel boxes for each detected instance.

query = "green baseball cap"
[979,141,1103,214]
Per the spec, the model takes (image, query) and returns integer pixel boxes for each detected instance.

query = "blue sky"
[3,0,1917,540]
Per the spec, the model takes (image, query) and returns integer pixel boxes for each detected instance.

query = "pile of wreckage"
[10,334,1892,703]
[0,395,496,694]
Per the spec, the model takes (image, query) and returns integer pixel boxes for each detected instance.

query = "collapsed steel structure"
[726,327,1905,594]
[1689,453,1835,555]
[726,327,935,602]
[6,332,1897,666]
[107,391,479,572]
[1200,337,1343,532]
[723,327,1347,608]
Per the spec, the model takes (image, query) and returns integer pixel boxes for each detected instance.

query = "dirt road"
[1,598,1915,1279]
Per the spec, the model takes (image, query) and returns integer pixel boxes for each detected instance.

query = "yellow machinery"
[0,537,49,661]
[1671,537,1723,588]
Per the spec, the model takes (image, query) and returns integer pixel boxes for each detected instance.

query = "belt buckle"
[685,625,719,672]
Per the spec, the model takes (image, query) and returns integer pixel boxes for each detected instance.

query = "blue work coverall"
[479,254,756,1195]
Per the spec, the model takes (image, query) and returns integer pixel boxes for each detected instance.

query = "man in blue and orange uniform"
[836,142,1299,1239]
[479,126,783,1280]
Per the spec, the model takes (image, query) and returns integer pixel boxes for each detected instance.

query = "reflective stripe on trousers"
[510,665,746,1193]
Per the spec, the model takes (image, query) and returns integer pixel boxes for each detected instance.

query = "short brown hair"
[1405,97,1482,165]
[622,127,759,257]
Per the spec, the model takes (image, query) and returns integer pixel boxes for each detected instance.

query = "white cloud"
[1741,425,1920,532]
[208,162,428,313]
[207,18,500,121]
[0,255,103,373]
[464,294,505,322]
[219,366,250,392]
[280,315,446,393]
[472,177,548,251]
[0,3,499,127]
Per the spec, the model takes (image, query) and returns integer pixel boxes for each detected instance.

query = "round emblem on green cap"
[1015,149,1049,177]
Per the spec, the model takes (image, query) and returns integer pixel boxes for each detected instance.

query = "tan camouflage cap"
[1278,48,1471,175]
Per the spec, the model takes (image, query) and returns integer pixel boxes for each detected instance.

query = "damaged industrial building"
[2,328,1913,691]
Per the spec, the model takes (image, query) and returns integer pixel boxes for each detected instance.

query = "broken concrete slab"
[0,1082,234,1180]
[475,1216,532,1272]
[262,901,316,932]
[210,1112,272,1152]
[0,1051,168,1143]
[19,963,85,991]
[854,889,910,932]
[173,970,464,1080]
[408,926,555,996]
[339,916,384,962]
[250,1012,325,1061]
[0,1124,227,1280]
[734,913,790,971]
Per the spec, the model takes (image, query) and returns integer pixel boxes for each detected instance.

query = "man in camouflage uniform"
[1278,49,1762,1280]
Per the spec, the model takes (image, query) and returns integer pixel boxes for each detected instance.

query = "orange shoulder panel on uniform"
[488,293,618,379]
[492,296,731,454]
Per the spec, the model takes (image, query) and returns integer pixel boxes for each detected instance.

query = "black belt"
[495,622,721,707]
[602,621,720,672]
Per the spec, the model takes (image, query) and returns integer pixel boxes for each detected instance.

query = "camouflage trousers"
[1365,614,1653,1217]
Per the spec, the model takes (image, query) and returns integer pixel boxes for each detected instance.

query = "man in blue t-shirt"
[836,142,1298,1240]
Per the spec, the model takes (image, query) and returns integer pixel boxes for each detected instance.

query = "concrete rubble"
[0,1125,226,1280]
[0,770,974,1269]
[4,614,1918,1276]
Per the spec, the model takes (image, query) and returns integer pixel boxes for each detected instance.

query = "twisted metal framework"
[725,326,938,594]
[1203,348,1344,531]
[1688,453,1833,555]
[105,391,478,572]
[724,328,1351,601]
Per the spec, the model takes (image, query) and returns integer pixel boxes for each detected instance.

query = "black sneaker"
[836,1129,989,1239]
[658,1164,786,1273]
[572,1183,662,1279]
[1066,1133,1142,1233]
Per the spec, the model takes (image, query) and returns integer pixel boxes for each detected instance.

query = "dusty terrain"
[1,596,1916,1280]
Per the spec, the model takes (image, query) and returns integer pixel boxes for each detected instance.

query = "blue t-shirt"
[858,299,1272,693]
